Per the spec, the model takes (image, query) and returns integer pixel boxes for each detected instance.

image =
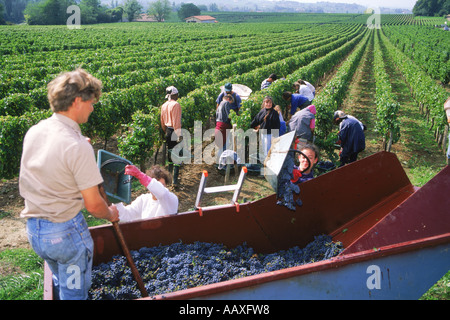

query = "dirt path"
[340,35,380,159]
[0,177,28,250]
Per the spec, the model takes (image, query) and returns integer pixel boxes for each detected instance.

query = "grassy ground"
[0,248,44,300]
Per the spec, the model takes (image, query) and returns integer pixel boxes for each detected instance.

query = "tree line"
[0,0,211,25]
[413,0,449,17]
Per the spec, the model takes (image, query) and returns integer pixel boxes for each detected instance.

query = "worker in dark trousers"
[333,110,365,167]
[160,86,182,186]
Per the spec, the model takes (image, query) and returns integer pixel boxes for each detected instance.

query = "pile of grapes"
[88,234,343,300]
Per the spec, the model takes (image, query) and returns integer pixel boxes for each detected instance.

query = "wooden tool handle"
[112,221,149,298]
[98,183,149,298]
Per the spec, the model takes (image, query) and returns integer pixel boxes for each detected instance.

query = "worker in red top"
[160,86,182,186]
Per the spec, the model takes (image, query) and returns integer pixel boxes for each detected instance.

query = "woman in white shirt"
[116,165,178,222]
[297,79,315,98]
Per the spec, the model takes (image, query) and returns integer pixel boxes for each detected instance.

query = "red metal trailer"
[43,151,450,300]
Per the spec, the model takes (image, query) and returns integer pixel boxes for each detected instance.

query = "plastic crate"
[97,149,132,204]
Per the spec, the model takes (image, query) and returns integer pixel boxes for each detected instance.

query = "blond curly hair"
[47,68,102,112]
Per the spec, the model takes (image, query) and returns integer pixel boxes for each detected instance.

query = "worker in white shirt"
[116,165,179,222]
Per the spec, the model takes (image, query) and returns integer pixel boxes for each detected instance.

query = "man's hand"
[108,204,119,223]
[82,185,120,222]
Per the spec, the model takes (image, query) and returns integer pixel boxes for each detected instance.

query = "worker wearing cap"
[216,82,241,113]
[333,110,365,167]
[160,86,182,186]
[19,69,119,300]
[445,97,450,165]
[215,94,235,153]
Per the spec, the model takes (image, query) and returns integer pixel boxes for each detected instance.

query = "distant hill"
[102,1,412,14]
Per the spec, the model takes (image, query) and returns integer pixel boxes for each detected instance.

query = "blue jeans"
[26,212,94,300]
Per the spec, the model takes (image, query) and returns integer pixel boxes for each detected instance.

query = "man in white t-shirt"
[293,79,315,99]
[298,81,314,101]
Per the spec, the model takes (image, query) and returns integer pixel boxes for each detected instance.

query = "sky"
[285,0,417,10]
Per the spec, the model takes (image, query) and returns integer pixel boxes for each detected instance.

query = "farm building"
[185,15,217,23]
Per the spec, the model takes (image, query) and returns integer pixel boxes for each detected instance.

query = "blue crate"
[97,149,132,204]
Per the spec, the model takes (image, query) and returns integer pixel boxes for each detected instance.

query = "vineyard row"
[380,29,449,151]
[373,29,401,152]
